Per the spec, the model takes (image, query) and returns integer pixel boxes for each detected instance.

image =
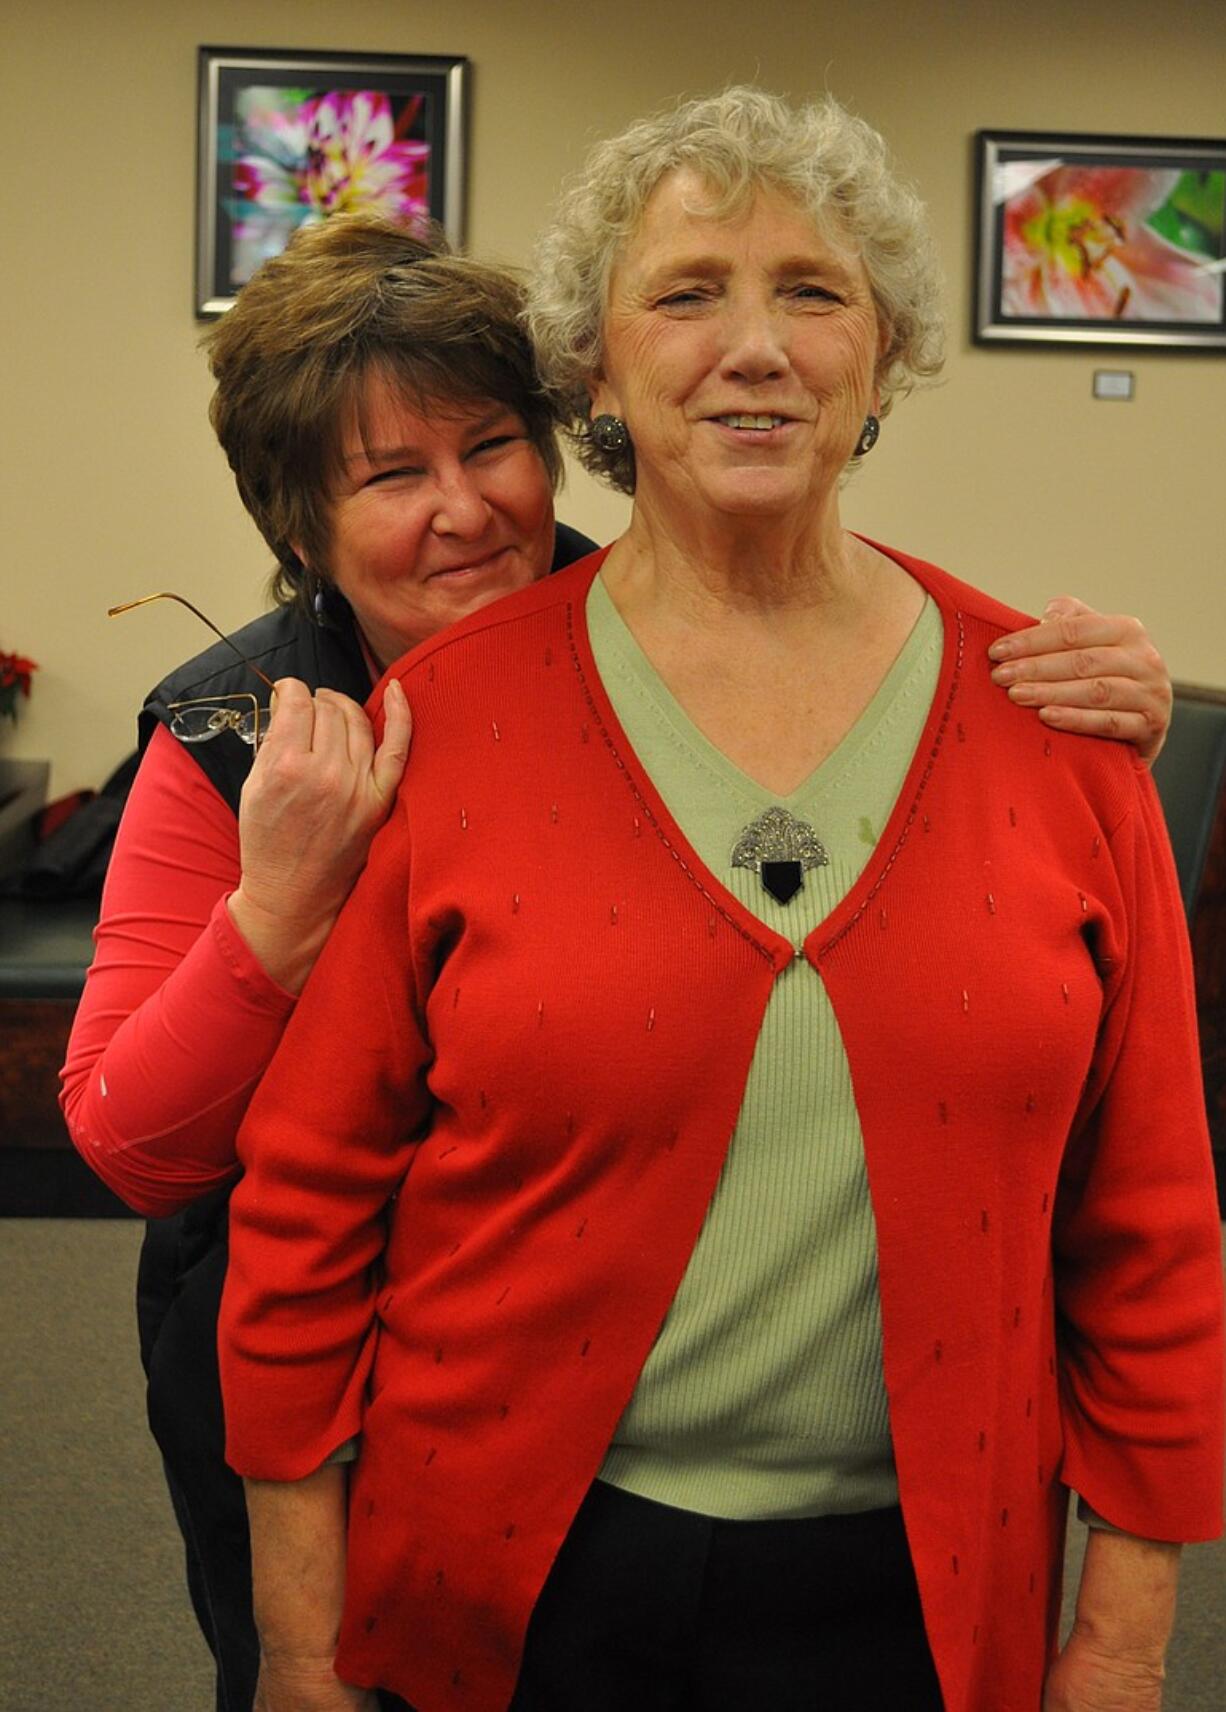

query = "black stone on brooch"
[730,806,829,904]
[761,860,804,904]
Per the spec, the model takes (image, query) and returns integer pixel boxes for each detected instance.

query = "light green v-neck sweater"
[589,574,942,1519]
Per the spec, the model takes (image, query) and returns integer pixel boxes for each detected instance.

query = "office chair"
[1151,689,1226,925]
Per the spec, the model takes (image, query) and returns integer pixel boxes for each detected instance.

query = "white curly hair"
[524,86,945,493]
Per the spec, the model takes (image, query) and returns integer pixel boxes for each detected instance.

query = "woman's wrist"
[1071,1529,1181,1663]
[246,1466,350,1653]
[227,887,338,995]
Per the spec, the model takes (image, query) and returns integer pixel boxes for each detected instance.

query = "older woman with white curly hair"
[217,89,1222,1712]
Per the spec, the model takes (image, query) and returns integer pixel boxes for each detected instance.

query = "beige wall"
[4,0,1224,793]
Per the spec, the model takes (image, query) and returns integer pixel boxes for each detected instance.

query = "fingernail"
[991,664,1017,685]
[988,640,1015,661]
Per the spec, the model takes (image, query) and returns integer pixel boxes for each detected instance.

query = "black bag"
[7,753,139,900]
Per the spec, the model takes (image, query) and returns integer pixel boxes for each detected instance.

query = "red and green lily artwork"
[975,132,1226,350]
[1000,161,1223,323]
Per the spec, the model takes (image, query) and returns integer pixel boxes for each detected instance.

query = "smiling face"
[591,171,884,533]
[319,375,556,668]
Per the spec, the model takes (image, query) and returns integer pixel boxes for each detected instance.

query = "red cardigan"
[219,546,1223,1712]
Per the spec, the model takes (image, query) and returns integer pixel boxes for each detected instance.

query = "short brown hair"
[203,212,564,612]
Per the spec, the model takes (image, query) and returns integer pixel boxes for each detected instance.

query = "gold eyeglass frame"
[108,592,276,750]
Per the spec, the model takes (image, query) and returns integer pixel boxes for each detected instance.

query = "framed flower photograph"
[973,130,1226,350]
[196,46,469,317]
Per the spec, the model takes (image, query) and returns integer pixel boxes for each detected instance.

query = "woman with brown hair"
[61,214,589,1712]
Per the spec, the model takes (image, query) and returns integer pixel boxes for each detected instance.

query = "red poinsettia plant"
[1,649,38,723]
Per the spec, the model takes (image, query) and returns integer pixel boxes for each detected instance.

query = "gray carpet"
[1,1221,214,1710]
[1,1220,1222,1710]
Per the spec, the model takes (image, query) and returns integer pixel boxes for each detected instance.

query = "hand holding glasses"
[108,592,277,749]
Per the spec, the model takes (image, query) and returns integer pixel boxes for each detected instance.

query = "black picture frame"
[196,46,469,317]
[973,129,1226,351]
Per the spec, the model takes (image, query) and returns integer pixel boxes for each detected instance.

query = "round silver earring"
[855,415,880,457]
[591,414,631,454]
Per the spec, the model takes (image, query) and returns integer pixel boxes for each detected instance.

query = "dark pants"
[137,1194,259,1712]
[383,1479,943,1711]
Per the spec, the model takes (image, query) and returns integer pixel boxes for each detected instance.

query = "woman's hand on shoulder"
[230,676,412,992]
[254,1653,379,1712]
[988,597,1172,765]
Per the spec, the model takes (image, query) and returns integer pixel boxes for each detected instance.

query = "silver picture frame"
[973,129,1226,351]
[196,46,469,317]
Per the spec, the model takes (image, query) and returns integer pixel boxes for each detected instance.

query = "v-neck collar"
[563,541,965,971]
[587,570,937,818]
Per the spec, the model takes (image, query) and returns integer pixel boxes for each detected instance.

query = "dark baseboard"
[0,1147,138,1218]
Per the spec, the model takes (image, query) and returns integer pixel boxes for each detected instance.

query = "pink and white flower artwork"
[229,88,430,286]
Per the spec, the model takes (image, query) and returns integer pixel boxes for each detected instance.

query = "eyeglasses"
[109,592,276,750]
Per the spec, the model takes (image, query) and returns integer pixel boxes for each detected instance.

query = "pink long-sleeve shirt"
[59,724,296,1215]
